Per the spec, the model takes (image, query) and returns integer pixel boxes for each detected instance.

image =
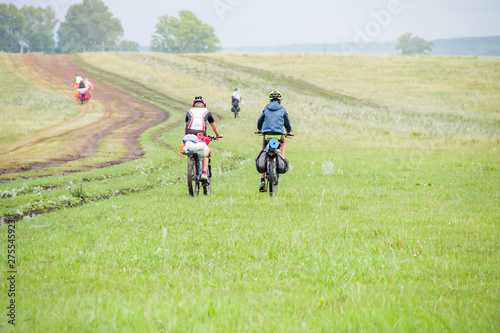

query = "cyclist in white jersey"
[185,96,221,182]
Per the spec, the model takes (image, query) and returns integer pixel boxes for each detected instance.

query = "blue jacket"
[257,101,292,134]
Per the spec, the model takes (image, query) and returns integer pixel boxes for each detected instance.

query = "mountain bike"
[77,88,89,104]
[231,99,241,118]
[186,135,222,197]
[255,132,293,196]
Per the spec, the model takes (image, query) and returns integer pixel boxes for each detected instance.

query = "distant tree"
[117,40,140,52]
[20,6,57,53]
[0,4,26,52]
[396,33,433,55]
[57,0,123,53]
[150,10,221,53]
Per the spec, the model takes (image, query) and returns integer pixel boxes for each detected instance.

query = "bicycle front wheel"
[268,157,278,196]
[203,159,212,195]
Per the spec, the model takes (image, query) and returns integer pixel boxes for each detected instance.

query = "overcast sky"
[8,0,500,47]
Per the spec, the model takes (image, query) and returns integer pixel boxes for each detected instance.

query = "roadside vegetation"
[0,53,498,332]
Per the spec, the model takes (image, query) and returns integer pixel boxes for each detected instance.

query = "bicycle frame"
[187,153,212,197]
[255,131,294,196]
[260,137,281,196]
[185,134,220,197]
[265,148,279,196]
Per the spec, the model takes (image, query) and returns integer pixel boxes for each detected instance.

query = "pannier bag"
[276,154,289,174]
[180,134,210,157]
[183,134,198,144]
[255,150,268,173]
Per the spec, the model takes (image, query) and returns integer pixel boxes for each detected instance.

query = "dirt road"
[0,54,170,178]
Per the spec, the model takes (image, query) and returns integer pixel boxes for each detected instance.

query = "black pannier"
[276,154,289,174]
[255,150,267,173]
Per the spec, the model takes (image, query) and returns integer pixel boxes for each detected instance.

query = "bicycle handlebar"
[207,134,223,140]
[254,130,295,137]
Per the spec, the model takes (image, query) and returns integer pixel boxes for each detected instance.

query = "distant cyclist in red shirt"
[185,96,221,182]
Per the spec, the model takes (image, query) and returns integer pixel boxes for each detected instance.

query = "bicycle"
[255,132,293,196]
[232,105,239,118]
[231,99,243,118]
[186,135,222,197]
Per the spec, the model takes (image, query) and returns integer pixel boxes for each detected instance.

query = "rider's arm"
[284,112,292,134]
[207,112,221,138]
[210,122,221,138]
[256,111,265,132]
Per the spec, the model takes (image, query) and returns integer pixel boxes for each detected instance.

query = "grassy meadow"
[0,52,499,332]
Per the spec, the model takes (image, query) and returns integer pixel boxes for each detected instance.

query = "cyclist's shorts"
[185,129,207,137]
[262,134,284,150]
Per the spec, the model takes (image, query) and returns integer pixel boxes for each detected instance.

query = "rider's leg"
[201,156,209,182]
[259,172,265,192]
[202,156,208,173]
[280,139,286,157]
[201,147,211,182]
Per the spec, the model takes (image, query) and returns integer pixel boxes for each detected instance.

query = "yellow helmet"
[268,90,283,101]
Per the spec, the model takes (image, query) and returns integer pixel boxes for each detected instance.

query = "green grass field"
[1,53,499,332]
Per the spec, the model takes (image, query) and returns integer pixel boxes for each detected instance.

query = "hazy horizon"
[6,0,500,48]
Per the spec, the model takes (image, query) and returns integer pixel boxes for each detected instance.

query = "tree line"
[2,0,429,55]
[1,0,220,54]
[0,4,57,53]
[0,0,138,53]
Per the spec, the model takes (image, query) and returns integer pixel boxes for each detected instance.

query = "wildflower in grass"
[322,160,334,175]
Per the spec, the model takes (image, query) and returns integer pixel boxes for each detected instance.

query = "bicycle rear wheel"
[187,157,200,196]
[268,157,278,196]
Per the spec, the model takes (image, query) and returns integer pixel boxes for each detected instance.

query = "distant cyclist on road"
[83,78,94,99]
[77,79,89,99]
[73,74,83,99]
[256,90,293,192]
[231,88,243,116]
[74,74,83,85]
[83,78,94,90]
[185,96,222,182]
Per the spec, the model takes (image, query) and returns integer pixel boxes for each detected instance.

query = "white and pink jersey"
[185,108,215,136]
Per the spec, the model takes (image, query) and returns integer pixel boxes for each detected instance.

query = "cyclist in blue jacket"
[256,90,293,191]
